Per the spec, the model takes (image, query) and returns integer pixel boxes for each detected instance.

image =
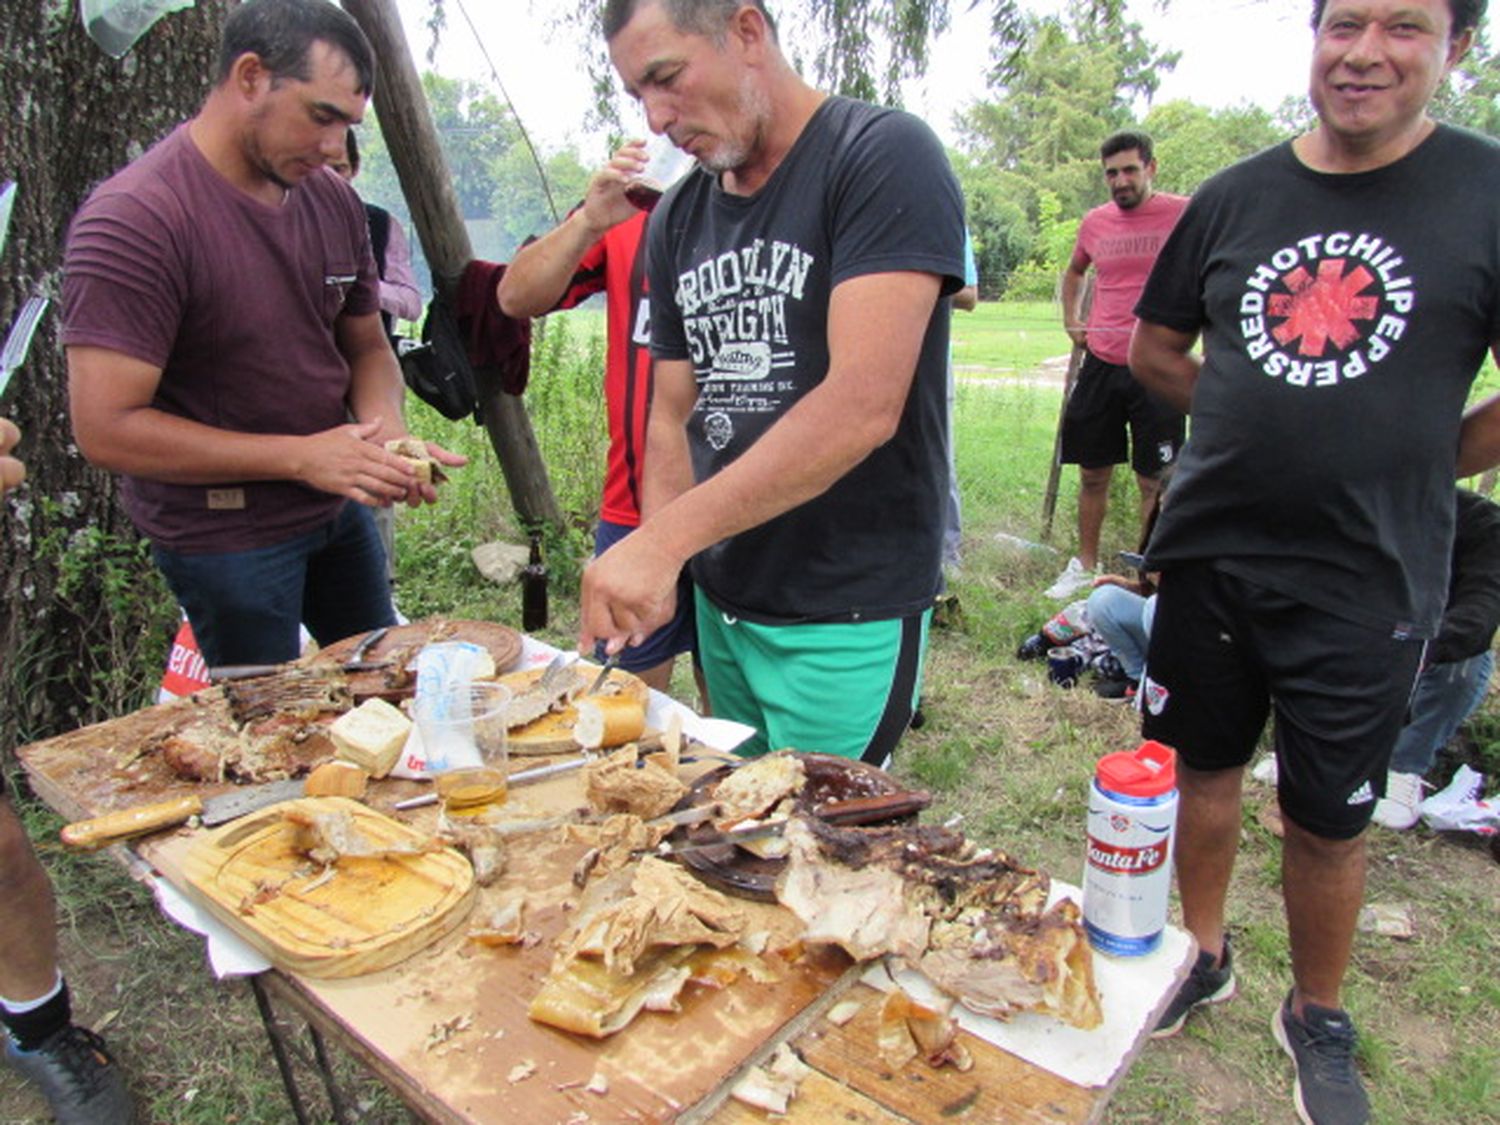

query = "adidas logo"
[1346,781,1375,806]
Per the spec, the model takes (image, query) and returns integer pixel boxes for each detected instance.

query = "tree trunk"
[0,3,230,752]
[341,0,563,529]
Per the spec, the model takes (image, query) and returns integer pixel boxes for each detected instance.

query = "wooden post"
[1040,343,1083,541]
[1041,274,1095,541]
[341,0,563,529]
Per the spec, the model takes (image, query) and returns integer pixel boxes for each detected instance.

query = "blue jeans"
[152,503,396,667]
[1085,584,1156,680]
[1389,650,1494,775]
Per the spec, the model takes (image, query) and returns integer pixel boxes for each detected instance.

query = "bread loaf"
[303,760,370,799]
[573,694,647,750]
[384,438,446,485]
[330,697,412,778]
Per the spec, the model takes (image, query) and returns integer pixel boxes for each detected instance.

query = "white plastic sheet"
[1421,765,1499,834]
[82,0,195,58]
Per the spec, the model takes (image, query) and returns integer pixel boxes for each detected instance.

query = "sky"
[393,0,1317,159]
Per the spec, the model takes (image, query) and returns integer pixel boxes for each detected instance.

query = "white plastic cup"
[625,135,696,211]
[415,681,510,774]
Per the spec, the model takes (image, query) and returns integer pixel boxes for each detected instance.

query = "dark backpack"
[398,294,480,422]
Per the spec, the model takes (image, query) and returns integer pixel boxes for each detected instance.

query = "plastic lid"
[1096,740,1177,798]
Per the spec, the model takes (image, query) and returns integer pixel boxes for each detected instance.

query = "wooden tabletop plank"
[706,1066,911,1124]
[790,983,1100,1124]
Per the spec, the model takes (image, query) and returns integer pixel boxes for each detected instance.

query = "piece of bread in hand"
[384,437,448,485]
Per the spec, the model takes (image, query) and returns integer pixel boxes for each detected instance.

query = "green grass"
[952,298,1070,374]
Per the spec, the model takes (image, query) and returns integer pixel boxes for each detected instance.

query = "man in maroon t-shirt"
[499,143,696,695]
[62,0,462,666]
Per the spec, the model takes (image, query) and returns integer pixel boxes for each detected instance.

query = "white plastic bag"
[82,0,194,58]
[389,642,493,780]
[1420,765,1499,834]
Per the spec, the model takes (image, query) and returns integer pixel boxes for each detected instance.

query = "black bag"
[398,295,479,422]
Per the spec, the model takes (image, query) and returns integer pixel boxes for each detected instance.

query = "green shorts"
[695,588,930,764]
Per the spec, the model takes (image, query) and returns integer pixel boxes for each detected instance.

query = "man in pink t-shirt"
[1046,132,1188,600]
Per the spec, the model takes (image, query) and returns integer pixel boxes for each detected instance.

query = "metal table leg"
[250,974,312,1125]
[308,1019,353,1125]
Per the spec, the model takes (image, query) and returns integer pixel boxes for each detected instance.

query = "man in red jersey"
[500,143,695,694]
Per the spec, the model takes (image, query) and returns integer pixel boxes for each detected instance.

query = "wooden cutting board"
[312,619,523,702]
[178,797,475,978]
[499,663,650,754]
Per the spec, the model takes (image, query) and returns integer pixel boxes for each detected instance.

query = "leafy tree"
[409,72,517,220]
[951,152,1034,298]
[489,144,594,261]
[1,1,228,746]
[955,1,1176,295]
[1435,29,1500,137]
[1140,99,1290,193]
[552,0,1147,122]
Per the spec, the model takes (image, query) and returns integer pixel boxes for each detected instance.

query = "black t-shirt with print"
[648,96,966,624]
[1138,126,1500,637]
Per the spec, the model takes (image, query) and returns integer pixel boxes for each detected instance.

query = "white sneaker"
[1251,755,1278,786]
[1371,771,1425,831]
[1044,557,1094,600]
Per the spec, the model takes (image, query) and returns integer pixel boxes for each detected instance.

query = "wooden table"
[18,694,1186,1124]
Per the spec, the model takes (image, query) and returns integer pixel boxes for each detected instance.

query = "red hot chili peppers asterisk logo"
[1238,232,1413,388]
[1268,258,1379,358]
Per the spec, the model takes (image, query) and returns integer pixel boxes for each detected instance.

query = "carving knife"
[59,777,306,850]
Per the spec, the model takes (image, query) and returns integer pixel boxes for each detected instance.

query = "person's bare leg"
[1175,763,1244,966]
[1282,816,1365,1014]
[1136,470,1163,536]
[635,656,676,695]
[0,800,60,1002]
[692,662,711,717]
[1077,465,1114,571]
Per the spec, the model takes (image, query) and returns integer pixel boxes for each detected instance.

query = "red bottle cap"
[1096,740,1177,798]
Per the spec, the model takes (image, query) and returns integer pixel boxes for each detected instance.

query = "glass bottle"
[521,532,548,632]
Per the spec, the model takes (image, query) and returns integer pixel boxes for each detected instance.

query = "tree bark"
[341,0,563,529]
[0,1,228,751]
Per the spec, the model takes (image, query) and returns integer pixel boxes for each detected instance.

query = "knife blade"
[343,625,390,669]
[208,659,390,682]
[0,296,49,400]
[584,653,619,696]
[60,777,306,849]
[392,753,595,810]
[0,181,15,257]
[647,819,787,857]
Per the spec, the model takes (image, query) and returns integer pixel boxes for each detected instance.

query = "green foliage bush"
[393,311,610,625]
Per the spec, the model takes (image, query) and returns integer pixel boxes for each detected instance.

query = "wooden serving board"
[178,797,475,978]
[312,619,523,702]
[498,663,650,754]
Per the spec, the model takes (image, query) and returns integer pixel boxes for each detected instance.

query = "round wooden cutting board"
[497,663,650,755]
[311,619,523,702]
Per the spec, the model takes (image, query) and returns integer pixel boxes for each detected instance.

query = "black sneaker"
[1015,632,1049,661]
[1271,992,1369,1125]
[1152,935,1236,1038]
[4,1025,134,1124]
[1092,674,1136,702]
